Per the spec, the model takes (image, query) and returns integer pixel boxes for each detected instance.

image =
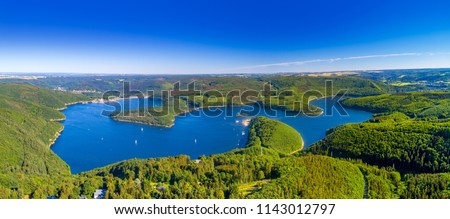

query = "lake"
[51,98,372,173]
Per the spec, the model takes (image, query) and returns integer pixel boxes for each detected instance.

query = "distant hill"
[342,91,450,118]
[2,75,388,115]
[0,83,90,109]
[0,84,91,120]
[356,68,450,91]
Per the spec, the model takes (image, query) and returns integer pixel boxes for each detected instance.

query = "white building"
[93,189,106,199]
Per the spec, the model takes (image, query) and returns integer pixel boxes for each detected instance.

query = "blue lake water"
[51,98,372,173]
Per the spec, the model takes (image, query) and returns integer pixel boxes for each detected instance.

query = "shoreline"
[48,126,64,148]
[54,95,150,111]
[112,117,175,128]
[289,138,305,155]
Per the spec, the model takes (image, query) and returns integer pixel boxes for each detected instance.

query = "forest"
[0,84,90,198]
[307,112,450,173]
[307,91,450,198]
[246,116,303,155]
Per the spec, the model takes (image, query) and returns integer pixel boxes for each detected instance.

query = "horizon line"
[1,66,450,76]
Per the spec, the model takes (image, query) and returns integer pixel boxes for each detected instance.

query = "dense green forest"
[0,84,91,198]
[307,91,450,199]
[308,113,450,173]
[401,173,450,198]
[245,155,364,199]
[1,80,450,199]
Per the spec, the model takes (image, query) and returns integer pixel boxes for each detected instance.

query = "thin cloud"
[343,53,421,60]
[235,52,433,70]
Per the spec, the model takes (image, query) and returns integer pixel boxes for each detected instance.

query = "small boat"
[141,128,144,132]
[242,131,245,136]
[101,137,104,141]
[194,139,197,144]
[235,120,239,123]
[134,140,138,145]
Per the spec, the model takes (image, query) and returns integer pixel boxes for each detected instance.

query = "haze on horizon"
[1,0,450,74]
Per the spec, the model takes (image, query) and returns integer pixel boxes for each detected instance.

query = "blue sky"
[0,0,449,74]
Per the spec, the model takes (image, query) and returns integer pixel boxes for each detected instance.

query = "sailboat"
[134,140,138,145]
[194,139,197,144]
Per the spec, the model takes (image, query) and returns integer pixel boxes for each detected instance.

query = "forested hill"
[308,113,450,173]
[0,83,91,120]
[311,92,450,173]
[246,116,303,155]
[306,91,450,198]
[342,91,450,118]
[0,84,90,197]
